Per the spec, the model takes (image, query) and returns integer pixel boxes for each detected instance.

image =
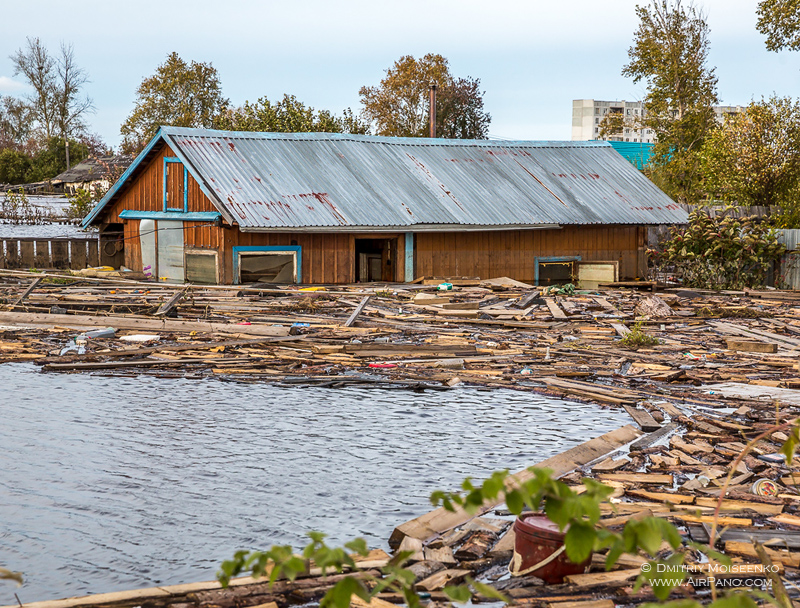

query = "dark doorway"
[537,259,576,286]
[355,238,396,282]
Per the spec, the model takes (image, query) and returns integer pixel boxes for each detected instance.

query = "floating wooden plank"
[389,425,643,548]
[345,296,371,327]
[487,528,515,558]
[625,489,695,504]
[725,338,778,353]
[591,457,630,472]
[414,568,471,592]
[673,513,753,527]
[564,569,641,587]
[154,289,186,316]
[709,320,800,349]
[769,513,800,527]
[422,546,457,565]
[629,422,678,452]
[511,290,541,309]
[703,382,800,406]
[351,596,396,608]
[622,404,661,432]
[611,323,631,337]
[543,297,568,319]
[689,524,800,548]
[10,276,43,307]
[695,497,783,515]
[0,311,290,337]
[724,541,800,567]
[597,472,674,485]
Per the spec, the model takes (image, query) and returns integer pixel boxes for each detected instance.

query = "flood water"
[0,363,630,604]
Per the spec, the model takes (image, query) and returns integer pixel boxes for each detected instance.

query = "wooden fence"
[0,237,100,270]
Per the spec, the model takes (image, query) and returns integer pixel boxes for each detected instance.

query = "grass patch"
[619,321,662,350]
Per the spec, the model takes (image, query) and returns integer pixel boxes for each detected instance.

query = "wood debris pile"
[4,269,800,607]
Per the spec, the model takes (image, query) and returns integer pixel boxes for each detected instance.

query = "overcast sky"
[1,0,798,150]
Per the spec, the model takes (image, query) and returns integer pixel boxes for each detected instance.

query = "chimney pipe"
[429,82,437,138]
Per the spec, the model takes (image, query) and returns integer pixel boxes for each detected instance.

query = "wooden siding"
[230,231,356,285]
[104,144,217,224]
[123,219,142,271]
[415,226,644,282]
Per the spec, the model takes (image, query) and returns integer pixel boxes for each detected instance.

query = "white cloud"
[0,76,26,93]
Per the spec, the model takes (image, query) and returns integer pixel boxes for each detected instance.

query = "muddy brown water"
[0,363,629,604]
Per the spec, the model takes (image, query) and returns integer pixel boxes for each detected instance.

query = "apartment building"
[572,99,744,142]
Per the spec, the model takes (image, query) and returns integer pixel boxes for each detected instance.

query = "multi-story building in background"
[572,99,744,142]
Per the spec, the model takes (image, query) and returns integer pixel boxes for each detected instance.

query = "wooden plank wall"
[230,231,355,284]
[415,226,643,282]
[104,144,217,223]
[0,238,100,270]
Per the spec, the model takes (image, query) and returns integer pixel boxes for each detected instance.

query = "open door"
[355,238,396,282]
[157,220,185,283]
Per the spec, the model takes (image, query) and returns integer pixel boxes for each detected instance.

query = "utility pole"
[429,82,437,138]
[65,137,70,170]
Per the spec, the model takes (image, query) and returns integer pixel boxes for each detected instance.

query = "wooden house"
[83,127,686,285]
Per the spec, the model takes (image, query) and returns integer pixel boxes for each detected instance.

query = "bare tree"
[54,43,93,168]
[10,37,56,139]
[9,38,94,168]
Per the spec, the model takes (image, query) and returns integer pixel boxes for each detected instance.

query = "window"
[163,157,188,212]
[232,246,301,284]
[185,250,218,284]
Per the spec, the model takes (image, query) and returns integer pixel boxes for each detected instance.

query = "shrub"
[649,210,786,290]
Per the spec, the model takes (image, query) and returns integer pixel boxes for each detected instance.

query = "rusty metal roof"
[86,126,687,230]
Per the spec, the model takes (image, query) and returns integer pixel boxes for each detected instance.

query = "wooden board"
[622,404,661,432]
[0,311,290,337]
[389,425,643,548]
[596,472,674,485]
[543,297,568,319]
[725,338,778,353]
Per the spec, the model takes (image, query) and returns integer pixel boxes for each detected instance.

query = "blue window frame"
[534,255,581,286]
[163,157,188,212]
[232,246,302,285]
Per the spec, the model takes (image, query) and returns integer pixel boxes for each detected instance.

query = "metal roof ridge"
[161,126,613,148]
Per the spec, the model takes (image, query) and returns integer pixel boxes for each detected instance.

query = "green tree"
[0,149,32,184]
[701,96,800,219]
[0,95,35,152]
[25,136,88,183]
[623,0,719,204]
[120,52,229,154]
[213,95,368,134]
[757,0,800,52]
[359,54,490,139]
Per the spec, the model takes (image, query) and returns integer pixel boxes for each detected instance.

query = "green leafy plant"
[66,187,96,219]
[620,320,662,349]
[1,187,50,224]
[649,210,786,290]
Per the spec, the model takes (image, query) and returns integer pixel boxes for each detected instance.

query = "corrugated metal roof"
[88,127,687,230]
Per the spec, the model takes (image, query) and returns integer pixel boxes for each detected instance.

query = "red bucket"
[510,513,592,583]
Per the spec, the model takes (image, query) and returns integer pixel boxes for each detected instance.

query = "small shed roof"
[84,127,686,230]
[52,155,133,185]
